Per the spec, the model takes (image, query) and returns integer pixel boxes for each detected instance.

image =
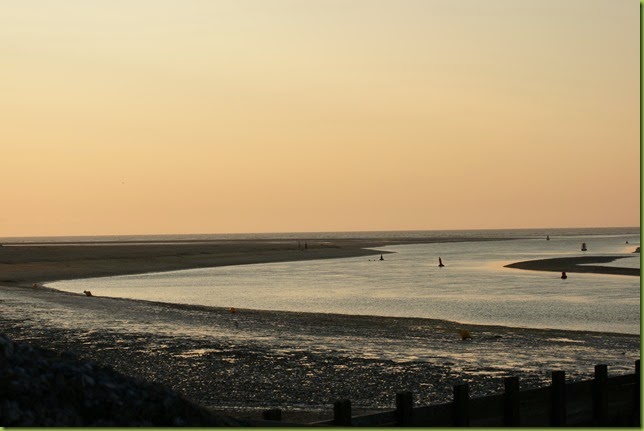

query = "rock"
[0,333,248,426]
[0,336,14,358]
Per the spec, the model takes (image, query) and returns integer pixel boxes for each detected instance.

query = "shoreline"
[1,237,637,287]
[32,282,644,337]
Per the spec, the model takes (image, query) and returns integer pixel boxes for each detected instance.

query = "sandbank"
[505,255,640,276]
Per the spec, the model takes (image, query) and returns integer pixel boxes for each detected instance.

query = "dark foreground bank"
[0,333,247,427]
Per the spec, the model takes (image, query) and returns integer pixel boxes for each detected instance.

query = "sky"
[0,0,639,236]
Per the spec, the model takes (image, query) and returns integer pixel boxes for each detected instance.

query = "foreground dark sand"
[0,239,640,422]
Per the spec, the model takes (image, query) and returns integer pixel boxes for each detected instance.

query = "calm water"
[47,228,640,334]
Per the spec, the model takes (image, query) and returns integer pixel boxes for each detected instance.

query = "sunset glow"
[1,0,639,236]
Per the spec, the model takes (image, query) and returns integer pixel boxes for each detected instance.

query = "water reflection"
[49,234,640,334]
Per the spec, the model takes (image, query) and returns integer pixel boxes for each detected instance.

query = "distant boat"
[581,243,587,251]
[438,257,445,267]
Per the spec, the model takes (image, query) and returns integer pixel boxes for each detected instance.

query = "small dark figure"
[626,241,629,244]
[83,290,93,297]
[438,257,445,267]
[458,329,472,340]
[304,242,308,250]
[561,272,567,280]
[379,254,384,261]
[546,235,550,241]
[581,242,587,251]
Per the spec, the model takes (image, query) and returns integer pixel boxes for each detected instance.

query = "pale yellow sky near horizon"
[0,0,640,236]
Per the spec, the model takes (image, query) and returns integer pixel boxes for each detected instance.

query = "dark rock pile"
[0,334,245,426]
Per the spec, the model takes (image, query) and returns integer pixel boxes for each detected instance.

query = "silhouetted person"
[581,242,587,251]
[379,254,384,261]
[561,272,567,280]
[438,257,445,267]
[546,235,550,241]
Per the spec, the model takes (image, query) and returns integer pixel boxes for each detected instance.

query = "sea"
[14,227,640,335]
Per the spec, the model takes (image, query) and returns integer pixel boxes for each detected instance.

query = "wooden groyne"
[262,360,640,427]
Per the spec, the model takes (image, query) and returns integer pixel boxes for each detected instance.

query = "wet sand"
[0,239,640,423]
[505,255,640,276]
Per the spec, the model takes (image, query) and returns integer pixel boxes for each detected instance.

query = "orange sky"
[0,0,639,236]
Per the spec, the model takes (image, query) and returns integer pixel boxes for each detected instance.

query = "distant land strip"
[505,255,640,277]
[0,237,517,287]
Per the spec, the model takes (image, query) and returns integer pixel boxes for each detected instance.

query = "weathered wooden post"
[633,359,640,426]
[550,370,566,426]
[333,399,352,426]
[453,383,470,426]
[262,408,282,421]
[592,364,608,425]
[503,376,520,426]
[395,391,414,425]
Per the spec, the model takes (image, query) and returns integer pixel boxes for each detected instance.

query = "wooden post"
[333,399,352,426]
[396,391,414,425]
[262,408,282,421]
[453,383,470,426]
[550,371,566,426]
[503,376,520,426]
[592,364,608,425]
[633,360,640,427]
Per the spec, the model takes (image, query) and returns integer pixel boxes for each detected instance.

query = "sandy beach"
[0,239,640,423]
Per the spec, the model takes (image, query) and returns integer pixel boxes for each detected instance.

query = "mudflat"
[0,283,639,423]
